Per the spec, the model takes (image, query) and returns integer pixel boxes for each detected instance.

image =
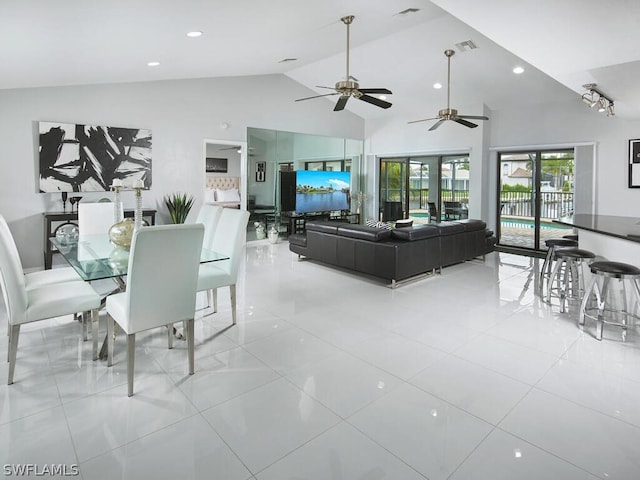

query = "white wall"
[364,97,640,230]
[0,74,364,269]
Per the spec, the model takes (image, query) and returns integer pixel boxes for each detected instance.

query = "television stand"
[279,211,360,236]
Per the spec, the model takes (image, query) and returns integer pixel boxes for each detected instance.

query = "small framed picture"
[256,161,266,182]
[206,157,228,173]
[629,139,640,188]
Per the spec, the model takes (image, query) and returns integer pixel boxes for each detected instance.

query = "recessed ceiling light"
[379,95,387,100]
[186,31,203,37]
[433,82,443,89]
[513,66,524,74]
[147,61,160,67]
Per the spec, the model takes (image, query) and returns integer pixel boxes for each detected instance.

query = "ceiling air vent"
[455,40,477,52]
[396,8,420,15]
[278,58,298,64]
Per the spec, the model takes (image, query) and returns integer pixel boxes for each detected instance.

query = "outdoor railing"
[390,189,574,219]
[500,191,573,219]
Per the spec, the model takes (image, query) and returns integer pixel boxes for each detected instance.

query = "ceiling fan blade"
[457,114,489,120]
[428,119,446,131]
[408,117,439,124]
[295,92,340,102]
[358,88,392,95]
[454,118,478,128]
[334,95,350,111]
[358,94,392,109]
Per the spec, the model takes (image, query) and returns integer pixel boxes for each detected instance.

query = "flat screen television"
[295,170,350,214]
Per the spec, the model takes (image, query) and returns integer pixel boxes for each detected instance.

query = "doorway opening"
[378,153,469,222]
[497,149,574,251]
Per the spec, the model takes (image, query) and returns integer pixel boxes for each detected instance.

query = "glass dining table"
[50,233,228,283]
[50,233,229,359]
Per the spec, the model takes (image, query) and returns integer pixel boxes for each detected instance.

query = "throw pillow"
[395,219,413,228]
[216,188,241,202]
[204,188,216,203]
[365,219,392,230]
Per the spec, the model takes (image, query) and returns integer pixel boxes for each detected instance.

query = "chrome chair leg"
[7,324,19,385]
[596,277,609,341]
[107,314,115,367]
[127,333,135,397]
[230,284,237,324]
[91,309,99,361]
[579,276,597,326]
[187,318,195,375]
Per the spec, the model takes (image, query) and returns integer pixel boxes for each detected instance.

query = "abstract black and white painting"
[38,121,152,192]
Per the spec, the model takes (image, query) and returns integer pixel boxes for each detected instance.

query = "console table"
[273,212,360,236]
[43,209,156,269]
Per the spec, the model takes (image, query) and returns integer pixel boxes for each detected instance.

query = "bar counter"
[554,214,640,265]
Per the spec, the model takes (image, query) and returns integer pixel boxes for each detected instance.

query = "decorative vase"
[109,218,135,249]
[268,226,279,244]
[108,246,129,271]
[255,221,266,240]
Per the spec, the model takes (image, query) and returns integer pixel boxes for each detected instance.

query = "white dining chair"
[195,204,223,251]
[197,208,250,323]
[0,214,96,343]
[0,215,81,290]
[0,227,102,384]
[105,224,204,397]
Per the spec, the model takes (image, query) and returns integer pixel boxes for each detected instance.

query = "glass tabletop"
[50,234,229,282]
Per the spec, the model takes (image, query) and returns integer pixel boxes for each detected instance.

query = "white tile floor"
[2,242,640,479]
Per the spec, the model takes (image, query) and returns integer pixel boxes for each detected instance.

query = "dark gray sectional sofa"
[288,219,496,287]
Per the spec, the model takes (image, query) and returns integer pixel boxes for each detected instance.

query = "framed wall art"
[206,157,228,173]
[256,161,266,182]
[38,121,152,192]
[629,139,640,188]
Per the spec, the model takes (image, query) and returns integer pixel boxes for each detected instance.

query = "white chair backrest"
[0,215,28,325]
[195,204,223,250]
[78,202,118,235]
[211,208,250,279]
[125,224,204,332]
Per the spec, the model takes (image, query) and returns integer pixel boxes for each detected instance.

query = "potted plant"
[164,193,194,224]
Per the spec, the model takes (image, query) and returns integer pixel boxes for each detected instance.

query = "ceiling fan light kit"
[581,83,614,117]
[408,49,489,131]
[294,15,392,111]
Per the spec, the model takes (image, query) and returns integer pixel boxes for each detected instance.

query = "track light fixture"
[581,83,614,117]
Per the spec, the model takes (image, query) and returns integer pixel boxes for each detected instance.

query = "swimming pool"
[501,218,567,230]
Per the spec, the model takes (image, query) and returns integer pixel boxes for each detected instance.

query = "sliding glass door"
[379,158,407,221]
[497,149,574,250]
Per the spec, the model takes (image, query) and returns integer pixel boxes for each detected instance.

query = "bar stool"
[546,247,595,312]
[538,238,578,298]
[563,234,579,241]
[579,261,640,340]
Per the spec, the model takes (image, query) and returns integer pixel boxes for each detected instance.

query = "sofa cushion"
[305,221,341,235]
[455,219,487,231]
[391,224,440,241]
[337,224,392,241]
[288,233,307,247]
[433,222,465,235]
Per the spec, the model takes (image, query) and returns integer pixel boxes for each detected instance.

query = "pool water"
[501,219,567,230]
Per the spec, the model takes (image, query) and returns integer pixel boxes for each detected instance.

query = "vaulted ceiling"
[1,0,637,120]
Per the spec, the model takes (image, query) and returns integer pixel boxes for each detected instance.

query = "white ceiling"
[1,0,637,120]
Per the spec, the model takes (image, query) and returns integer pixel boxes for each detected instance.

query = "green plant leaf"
[164,192,194,224]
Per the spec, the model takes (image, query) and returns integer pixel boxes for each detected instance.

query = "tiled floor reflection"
[1,242,640,479]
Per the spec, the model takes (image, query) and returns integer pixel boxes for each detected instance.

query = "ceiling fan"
[409,49,488,131]
[295,15,392,112]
